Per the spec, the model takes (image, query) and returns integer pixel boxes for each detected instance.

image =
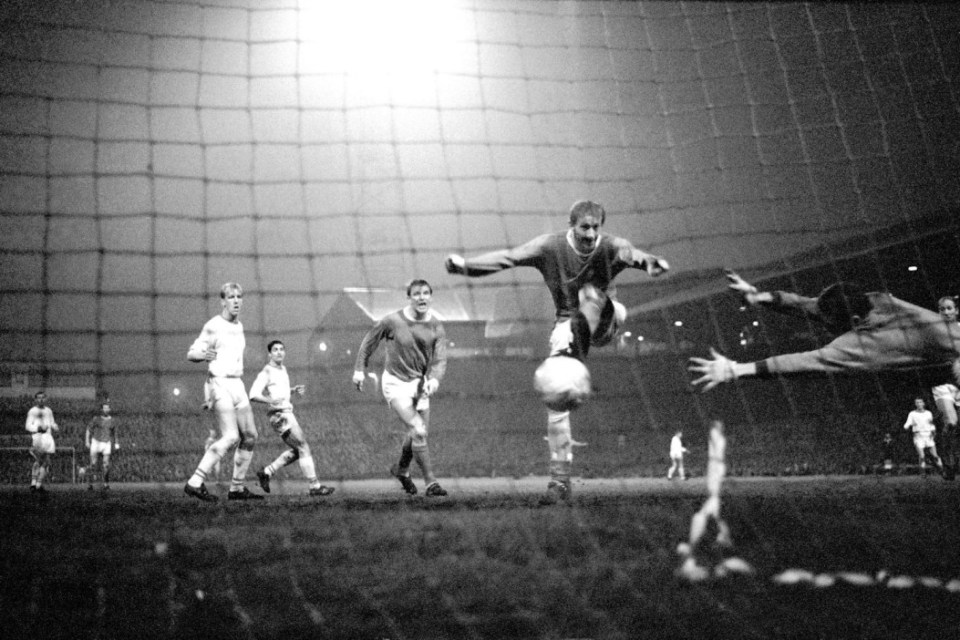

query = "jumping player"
[445,200,669,501]
[183,282,263,502]
[352,279,449,497]
[85,401,117,490]
[690,271,960,392]
[903,397,944,476]
[251,339,335,497]
[25,390,57,494]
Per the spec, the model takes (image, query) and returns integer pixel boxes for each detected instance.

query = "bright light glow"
[298,0,471,74]
[172,388,180,397]
[636,336,644,342]
[907,265,918,272]
[623,331,632,337]
[674,320,683,327]
[752,320,759,327]
[317,341,328,352]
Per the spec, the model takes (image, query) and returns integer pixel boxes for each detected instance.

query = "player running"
[183,282,264,502]
[353,279,449,497]
[25,390,57,494]
[903,397,945,476]
[251,339,335,497]
[85,400,117,491]
[445,200,669,501]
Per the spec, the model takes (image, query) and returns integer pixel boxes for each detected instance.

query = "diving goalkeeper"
[689,271,960,391]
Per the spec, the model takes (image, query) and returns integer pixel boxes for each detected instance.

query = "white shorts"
[914,433,936,449]
[267,410,300,436]
[381,371,429,411]
[548,299,627,356]
[31,432,55,455]
[89,438,112,457]
[206,377,250,411]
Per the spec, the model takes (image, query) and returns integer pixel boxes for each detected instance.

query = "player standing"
[445,200,669,501]
[25,390,57,494]
[352,279,449,497]
[85,401,117,490]
[251,339,335,497]
[183,282,263,502]
[903,397,944,476]
[667,430,688,480]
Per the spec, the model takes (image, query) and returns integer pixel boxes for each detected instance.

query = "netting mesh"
[0,0,959,481]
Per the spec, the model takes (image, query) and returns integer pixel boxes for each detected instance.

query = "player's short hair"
[568,200,606,226]
[220,282,243,299]
[938,295,957,308]
[267,339,284,352]
[35,390,45,399]
[406,279,432,296]
[816,282,871,334]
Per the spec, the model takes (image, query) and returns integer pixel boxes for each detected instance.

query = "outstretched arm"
[688,348,758,392]
[445,236,550,278]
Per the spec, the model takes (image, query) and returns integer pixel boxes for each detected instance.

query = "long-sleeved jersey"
[457,231,660,320]
[354,309,447,383]
[188,315,245,378]
[755,291,960,383]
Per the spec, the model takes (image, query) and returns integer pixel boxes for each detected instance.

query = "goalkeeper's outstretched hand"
[688,348,738,392]
[724,269,761,305]
[444,254,465,275]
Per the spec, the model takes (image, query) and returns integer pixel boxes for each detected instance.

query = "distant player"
[667,430,688,480]
[678,420,733,581]
[903,397,944,476]
[85,401,117,491]
[183,282,263,502]
[353,279,448,497]
[251,339,335,497]
[445,200,669,501]
[690,271,960,391]
[25,390,57,494]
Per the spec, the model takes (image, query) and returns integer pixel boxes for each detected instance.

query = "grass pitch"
[2,475,959,640]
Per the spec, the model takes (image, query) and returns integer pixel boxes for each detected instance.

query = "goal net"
[0,0,958,483]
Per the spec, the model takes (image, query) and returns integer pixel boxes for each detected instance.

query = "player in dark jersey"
[445,200,669,501]
[353,279,449,497]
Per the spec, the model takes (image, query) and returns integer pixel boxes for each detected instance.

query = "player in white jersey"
[183,282,263,502]
[903,397,944,476]
[25,390,57,493]
[250,339,335,497]
[85,401,117,490]
[667,430,688,480]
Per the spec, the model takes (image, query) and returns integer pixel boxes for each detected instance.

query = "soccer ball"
[533,356,591,412]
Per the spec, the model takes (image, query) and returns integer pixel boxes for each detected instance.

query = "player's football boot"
[425,482,447,497]
[390,464,418,495]
[256,469,271,493]
[539,479,571,505]
[227,486,264,500]
[184,482,218,502]
[309,485,335,496]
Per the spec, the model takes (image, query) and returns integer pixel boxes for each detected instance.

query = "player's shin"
[266,449,298,475]
[396,434,414,475]
[546,410,573,486]
[231,447,254,490]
